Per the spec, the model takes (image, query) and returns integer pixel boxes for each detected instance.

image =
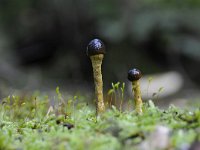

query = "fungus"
[87,38,106,115]
[128,68,143,114]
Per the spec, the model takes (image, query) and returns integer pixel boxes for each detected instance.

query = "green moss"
[0,90,199,150]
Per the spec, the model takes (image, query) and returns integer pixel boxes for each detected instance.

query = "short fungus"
[87,38,106,115]
[128,68,143,114]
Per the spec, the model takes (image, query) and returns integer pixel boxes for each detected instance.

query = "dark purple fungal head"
[128,68,142,81]
[87,39,105,56]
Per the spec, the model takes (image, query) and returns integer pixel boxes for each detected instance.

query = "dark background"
[0,0,200,100]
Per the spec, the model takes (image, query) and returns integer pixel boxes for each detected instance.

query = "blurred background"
[0,0,200,106]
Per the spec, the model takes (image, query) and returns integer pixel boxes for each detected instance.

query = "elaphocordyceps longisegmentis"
[128,68,143,114]
[87,39,106,115]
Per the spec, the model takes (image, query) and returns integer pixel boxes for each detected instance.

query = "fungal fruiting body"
[128,68,143,114]
[87,39,105,114]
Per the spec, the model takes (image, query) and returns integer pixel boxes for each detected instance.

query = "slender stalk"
[90,54,105,114]
[132,80,143,114]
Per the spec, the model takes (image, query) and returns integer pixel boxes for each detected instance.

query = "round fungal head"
[128,68,142,82]
[86,39,105,56]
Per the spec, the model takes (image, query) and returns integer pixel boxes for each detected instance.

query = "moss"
[0,90,199,150]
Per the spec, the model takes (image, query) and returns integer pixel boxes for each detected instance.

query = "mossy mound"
[0,92,200,150]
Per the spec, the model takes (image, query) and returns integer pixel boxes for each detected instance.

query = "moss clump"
[0,91,199,150]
